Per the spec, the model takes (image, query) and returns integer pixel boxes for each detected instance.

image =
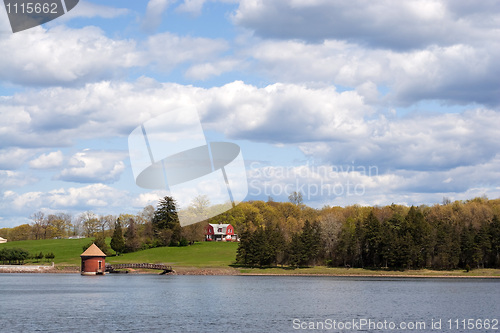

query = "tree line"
[234,196,500,270]
[85,196,205,256]
[2,194,500,270]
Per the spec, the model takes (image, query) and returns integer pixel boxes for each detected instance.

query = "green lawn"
[108,242,239,267]
[0,238,94,266]
[0,238,239,268]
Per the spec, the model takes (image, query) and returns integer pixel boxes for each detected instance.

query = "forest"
[233,195,500,270]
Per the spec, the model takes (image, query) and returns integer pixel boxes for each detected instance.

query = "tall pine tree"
[152,196,181,246]
[110,218,125,255]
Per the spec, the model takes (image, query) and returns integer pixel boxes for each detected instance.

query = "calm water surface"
[0,274,499,332]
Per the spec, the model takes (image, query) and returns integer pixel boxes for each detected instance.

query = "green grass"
[0,238,239,268]
[108,242,239,267]
[0,238,95,266]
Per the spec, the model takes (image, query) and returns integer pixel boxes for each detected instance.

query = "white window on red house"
[218,228,222,232]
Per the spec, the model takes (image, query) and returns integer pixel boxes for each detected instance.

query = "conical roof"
[81,243,106,257]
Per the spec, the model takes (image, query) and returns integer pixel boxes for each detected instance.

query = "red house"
[81,243,106,275]
[205,223,238,242]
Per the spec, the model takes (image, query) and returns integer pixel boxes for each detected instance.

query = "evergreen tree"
[267,224,286,266]
[152,196,181,246]
[300,220,321,266]
[362,211,381,267]
[337,218,358,267]
[475,223,491,268]
[460,226,477,268]
[110,218,126,255]
[288,232,305,267]
[124,219,141,253]
[489,215,500,267]
[236,228,254,266]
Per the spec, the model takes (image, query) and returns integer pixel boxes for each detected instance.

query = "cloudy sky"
[1,0,499,227]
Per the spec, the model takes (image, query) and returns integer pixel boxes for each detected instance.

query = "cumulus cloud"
[132,190,169,208]
[56,149,127,183]
[244,39,500,106]
[246,154,500,207]
[1,184,129,212]
[0,80,204,150]
[145,32,229,71]
[199,81,371,143]
[298,108,500,172]
[2,79,499,174]
[142,0,173,32]
[0,185,168,227]
[1,79,498,218]
[185,58,243,80]
[0,25,140,86]
[29,151,64,169]
[0,25,232,86]
[0,148,38,169]
[176,0,207,16]
[233,0,500,50]
[0,170,38,188]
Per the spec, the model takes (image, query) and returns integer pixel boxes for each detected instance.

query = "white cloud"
[244,39,500,106]
[132,190,169,208]
[1,79,499,218]
[2,79,499,174]
[29,151,64,169]
[145,32,229,71]
[246,154,500,208]
[0,148,38,169]
[0,25,140,86]
[185,58,242,80]
[176,0,207,16]
[0,80,200,149]
[0,25,231,86]
[0,171,38,188]
[298,108,500,172]
[199,81,371,142]
[233,0,500,50]
[142,0,173,31]
[57,149,127,183]
[1,184,129,212]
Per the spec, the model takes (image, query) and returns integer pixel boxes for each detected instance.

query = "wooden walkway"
[106,263,173,275]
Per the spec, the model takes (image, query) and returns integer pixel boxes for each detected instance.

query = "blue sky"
[1,0,499,227]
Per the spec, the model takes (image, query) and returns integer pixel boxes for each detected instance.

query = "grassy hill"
[106,242,239,268]
[0,238,95,266]
[0,238,239,267]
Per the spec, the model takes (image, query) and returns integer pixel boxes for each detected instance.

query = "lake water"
[0,274,499,332]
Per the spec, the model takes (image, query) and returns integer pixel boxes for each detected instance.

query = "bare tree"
[30,211,45,240]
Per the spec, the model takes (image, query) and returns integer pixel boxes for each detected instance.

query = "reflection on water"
[0,274,499,332]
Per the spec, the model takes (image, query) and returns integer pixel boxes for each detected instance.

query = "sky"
[0,0,499,227]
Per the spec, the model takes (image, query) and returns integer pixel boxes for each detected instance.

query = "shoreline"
[2,265,499,278]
